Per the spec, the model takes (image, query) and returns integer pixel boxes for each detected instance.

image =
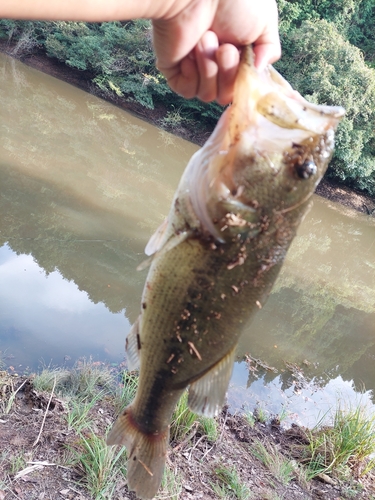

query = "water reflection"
[1,53,374,425]
[0,244,128,367]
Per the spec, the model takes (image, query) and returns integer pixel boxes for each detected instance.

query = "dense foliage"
[0,19,223,127]
[1,0,375,195]
[277,0,375,194]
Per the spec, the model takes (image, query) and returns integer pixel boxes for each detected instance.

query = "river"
[1,53,374,427]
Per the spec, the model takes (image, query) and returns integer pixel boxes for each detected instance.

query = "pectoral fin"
[144,229,192,266]
[145,217,169,256]
[188,345,237,417]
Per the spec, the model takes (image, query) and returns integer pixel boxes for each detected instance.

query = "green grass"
[68,430,127,500]
[33,360,113,400]
[32,366,71,393]
[251,439,295,486]
[200,414,218,443]
[8,451,27,475]
[113,371,138,415]
[169,390,219,444]
[170,391,198,442]
[156,465,182,500]
[254,406,268,424]
[213,465,251,500]
[244,411,256,428]
[302,404,375,479]
[0,351,5,370]
[66,391,106,433]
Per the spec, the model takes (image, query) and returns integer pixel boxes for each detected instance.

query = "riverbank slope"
[1,364,375,500]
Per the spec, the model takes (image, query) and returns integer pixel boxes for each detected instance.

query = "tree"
[276,19,375,195]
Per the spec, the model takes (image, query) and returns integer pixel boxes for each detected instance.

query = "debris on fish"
[107,46,344,499]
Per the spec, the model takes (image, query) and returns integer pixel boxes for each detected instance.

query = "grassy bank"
[0,361,375,499]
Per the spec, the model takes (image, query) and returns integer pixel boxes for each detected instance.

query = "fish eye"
[296,160,317,179]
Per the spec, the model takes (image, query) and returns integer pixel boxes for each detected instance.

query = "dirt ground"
[1,372,374,500]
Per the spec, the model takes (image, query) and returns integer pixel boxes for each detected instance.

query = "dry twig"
[33,375,56,447]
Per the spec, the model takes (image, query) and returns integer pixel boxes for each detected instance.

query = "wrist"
[146,0,201,21]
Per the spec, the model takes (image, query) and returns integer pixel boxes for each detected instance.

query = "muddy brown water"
[1,53,374,426]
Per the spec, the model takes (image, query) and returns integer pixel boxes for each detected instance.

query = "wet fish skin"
[107,47,344,499]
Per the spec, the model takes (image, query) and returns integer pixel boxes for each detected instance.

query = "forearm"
[0,0,183,21]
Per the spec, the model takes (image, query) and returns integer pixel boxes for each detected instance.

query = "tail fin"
[107,406,168,500]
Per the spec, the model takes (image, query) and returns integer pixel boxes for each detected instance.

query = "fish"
[107,46,344,499]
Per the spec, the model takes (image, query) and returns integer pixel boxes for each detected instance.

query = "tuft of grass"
[251,439,295,486]
[156,465,182,500]
[276,406,289,425]
[244,411,256,428]
[33,360,113,400]
[0,351,5,370]
[69,430,127,500]
[66,391,106,433]
[211,481,229,499]
[303,404,375,479]
[213,465,251,500]
[199,415,218,443]
[170,391,197,442]
[66,359,113,399]
[254,406,268,424]
[32,367,71,393]
[169,390,218,444]
[113,371,138,415]
[8,452,27,475]
[3,378,28,414]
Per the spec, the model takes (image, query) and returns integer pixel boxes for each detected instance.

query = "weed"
[70,430,127,500]
[251,439,295,486]
[245,411,256,428]
[32,367,70,393]
[8,452,26,475]
[159,108,189,131]
[156,465,182,500]
[113,371,138,415]
[67,359,113,399]
[341,480,364,498]
[254,406,268,424]
[170,391,197,442]
[4,378,28,414]
[66,391,105,433]
[211,481,229,499]
[169,390,219,444]
[199,415,218,443]
[33,360,113,399]
[303,403,375,478]
[277,406,289,425]
[214,465,251,500]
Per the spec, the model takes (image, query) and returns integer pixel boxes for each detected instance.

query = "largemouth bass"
[107,46,344,499]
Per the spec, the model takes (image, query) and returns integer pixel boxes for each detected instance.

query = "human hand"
[152,0,281,104]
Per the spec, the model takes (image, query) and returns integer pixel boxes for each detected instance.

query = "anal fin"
[188,345,237,417]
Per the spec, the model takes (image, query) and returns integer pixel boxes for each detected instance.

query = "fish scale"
[107,46,344,499]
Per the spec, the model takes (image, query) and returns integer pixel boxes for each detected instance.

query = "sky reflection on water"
[0,244,128,369]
